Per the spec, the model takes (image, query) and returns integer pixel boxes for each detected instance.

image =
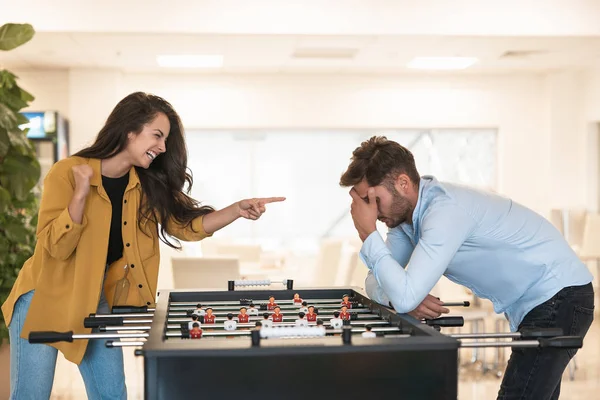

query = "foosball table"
[29,279,583,400]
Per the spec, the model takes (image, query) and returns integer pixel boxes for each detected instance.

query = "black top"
[102,173,130,266]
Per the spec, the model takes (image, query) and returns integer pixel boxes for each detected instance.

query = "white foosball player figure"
[261,312,273,328]
[188,315,201,331]
[247,303,259,316]
[299,301,309,314]
[224,313,238,331]
[316,319,326,335]
[295,311,308,327]
[192,303,206,317]
[361,325,376,338]
[330,311,343,329]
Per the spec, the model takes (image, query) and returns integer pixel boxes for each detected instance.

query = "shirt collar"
[87,158,141,190]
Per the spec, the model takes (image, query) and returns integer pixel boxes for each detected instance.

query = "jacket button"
[147,302,151,306]
[65,224,70,229]
[123,221,127,225]
[124,199,127,204]
[130,264,135,268]
[126,243,130,247]
[138,284,143,288]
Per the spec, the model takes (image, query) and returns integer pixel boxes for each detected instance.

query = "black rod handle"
[29,331,73,344]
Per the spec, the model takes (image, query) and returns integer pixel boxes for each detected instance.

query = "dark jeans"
[497,283,595,400]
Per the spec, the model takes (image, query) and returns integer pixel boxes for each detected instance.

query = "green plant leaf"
[0,102,17,130]
[0,186,10,213]
[3,219,30,242]
[0,23,35,51]
[2,153,40,200]
[0,85,29,111]
[0,127,9,158]
[0,70,17,90]
[7,127,33,156]
[20,87,34,103]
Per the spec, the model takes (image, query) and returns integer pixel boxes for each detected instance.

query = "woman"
[1,92,285,399]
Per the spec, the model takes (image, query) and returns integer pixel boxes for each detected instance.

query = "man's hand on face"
[349,187,378,241]
[408,294,450,320]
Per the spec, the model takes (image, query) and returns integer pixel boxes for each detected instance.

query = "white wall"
[14,68,600,212]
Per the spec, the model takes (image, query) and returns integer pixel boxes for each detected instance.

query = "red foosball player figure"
[306,306,318,322]
[267,296,278,310]
[203,308,216,324]
[293,293,303,306]
[341,294,352,309]
[295,311,308,327]
[271,306,283,322]
[238,307,249,323]
[190,322,203,339]
[261,312,273,328]
[339,305,351,321]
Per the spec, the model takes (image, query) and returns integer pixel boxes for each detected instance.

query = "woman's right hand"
[72,164,93,198]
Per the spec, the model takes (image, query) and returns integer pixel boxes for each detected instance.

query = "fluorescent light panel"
[407,57,478,70]
[156,55,223,68]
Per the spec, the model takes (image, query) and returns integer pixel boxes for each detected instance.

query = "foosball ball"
[28,279,584,400]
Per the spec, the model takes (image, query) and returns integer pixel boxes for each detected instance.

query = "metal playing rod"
[164,326,407,338]
[168,298,355,307]
[166,320,390,330]
[451,328,564,340]
[459,336,582,349]
[106,341,146,348]
[441,301,470,307]
[29,331,149,344]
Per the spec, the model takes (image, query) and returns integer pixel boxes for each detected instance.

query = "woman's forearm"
[202,202,241,234]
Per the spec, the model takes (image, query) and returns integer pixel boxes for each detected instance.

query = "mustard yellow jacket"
[1,156,211,364]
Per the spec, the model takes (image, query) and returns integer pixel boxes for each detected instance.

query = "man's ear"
[395,174,410,192]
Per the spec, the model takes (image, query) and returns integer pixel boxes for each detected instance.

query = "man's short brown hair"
[339,136,420,187]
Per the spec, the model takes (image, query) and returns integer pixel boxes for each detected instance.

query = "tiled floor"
[49,308,600,399]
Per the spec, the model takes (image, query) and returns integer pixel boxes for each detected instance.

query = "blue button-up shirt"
[361,176,593,331]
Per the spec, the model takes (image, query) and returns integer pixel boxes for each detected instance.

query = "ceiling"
[2,32,600,74]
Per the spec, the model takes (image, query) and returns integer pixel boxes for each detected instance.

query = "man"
[340,136,594,400]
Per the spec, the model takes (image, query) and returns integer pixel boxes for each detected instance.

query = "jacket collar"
[87,158,141,190]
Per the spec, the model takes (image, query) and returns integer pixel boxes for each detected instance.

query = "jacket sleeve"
[163,215,212,242]
[36,163,88,261]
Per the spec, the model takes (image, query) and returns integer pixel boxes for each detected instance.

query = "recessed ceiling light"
[156,55,223,68]
[406,57,478,70]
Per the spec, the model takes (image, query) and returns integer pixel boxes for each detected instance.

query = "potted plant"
[0,22,40,397]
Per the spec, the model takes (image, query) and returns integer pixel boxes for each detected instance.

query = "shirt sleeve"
[362,227,414,306]
[162,215,213,242]
[361,203,477,313]
[36,164,88,261]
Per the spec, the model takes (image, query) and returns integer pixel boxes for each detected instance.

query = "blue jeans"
[9,290,127,399]
[497,282,595,400]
